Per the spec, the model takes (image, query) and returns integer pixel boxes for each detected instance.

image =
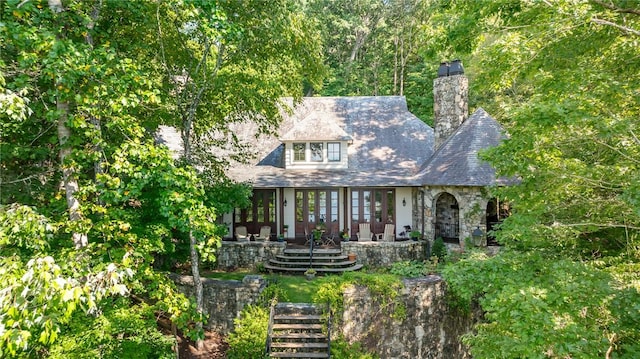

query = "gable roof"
[225,96,435,188]
[416,108,509,186]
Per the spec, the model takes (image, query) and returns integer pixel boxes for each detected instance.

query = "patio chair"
[235,226,249,242]
[322,231,339,246]
[356,223,373,242]
[254,226,271,241]
[375,224,395,242]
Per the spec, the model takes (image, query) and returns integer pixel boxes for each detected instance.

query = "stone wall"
[341,275,473,359]
[170,274,266,334]
[421,185,489,247]
[341,241,427,267]
[215,241,286,270]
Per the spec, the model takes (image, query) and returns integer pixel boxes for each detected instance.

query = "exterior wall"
[215,241,286,270]
[395,187,413,237]
[341,241,427,267]
[171,274,266,334]
[433,74,468,149]
[422,186,489,247]
[341,276,473,359]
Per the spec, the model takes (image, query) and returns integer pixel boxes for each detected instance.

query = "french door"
[294,189,339,237]
[234,189,276,235]
[350,189,395,236]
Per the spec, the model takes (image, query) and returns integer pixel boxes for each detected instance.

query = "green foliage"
[47,298,174,359]
[226,305,269,359]
[256,282,290,308]
[330,338,378,359]
[390,260,428,277]
[314,271,405,320]
[443,250,640,358]
[431,237,447,260]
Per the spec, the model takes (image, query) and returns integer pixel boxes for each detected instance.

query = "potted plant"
[347,253,357,262]
[304,268,317,280]
[410,230,421,241]
[312,228,323,244]
[277,234,284,242]
[341,228,350,241]
[283,224,289,234]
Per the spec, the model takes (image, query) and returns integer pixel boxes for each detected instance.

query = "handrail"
[265,299,276,356]
[309,231,314,268]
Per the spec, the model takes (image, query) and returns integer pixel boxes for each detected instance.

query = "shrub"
[390,260,426,277]
[331,338,378,358]
[226,305,269,359]
[431,237,447,260]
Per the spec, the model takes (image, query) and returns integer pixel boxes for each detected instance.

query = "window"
[310,142,323,162]
[293,143,306,162]
[327,142,340,161]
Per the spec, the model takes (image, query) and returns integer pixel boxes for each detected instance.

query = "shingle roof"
[226,96,435,187]
[157,99,510,189]
[415,108,510,186]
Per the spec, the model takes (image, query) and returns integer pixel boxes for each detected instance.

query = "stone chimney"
[433,60,469,149]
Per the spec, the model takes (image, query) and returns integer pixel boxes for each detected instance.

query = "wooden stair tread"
[270,353,329,358]
[272,332,327,340]
[274,314,322,321]
[273,323,323,330]
[271,342,328,349]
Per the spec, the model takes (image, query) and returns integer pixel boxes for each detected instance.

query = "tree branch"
[552,222,640,231]
[591,17,640,36]
[591,0,640,16]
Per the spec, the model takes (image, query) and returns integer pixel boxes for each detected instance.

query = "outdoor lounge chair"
[235,226,249,242]
[375,224,395,242]
[254,226,271,241]
[356,223,373,242]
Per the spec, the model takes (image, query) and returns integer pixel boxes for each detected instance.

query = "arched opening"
[485,198,510,245]
[435,193,459,243]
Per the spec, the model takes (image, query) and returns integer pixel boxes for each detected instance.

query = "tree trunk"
[189,228,204,350]
[50,0,88,249]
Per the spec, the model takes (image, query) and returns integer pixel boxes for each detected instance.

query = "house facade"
[217,61,510,246]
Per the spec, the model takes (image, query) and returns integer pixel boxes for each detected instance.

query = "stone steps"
[266,246,361,274]
[267,303,330,359]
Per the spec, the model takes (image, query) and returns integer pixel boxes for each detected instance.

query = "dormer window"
[327,142,341,161]
[310,143,323,162]
[293,143,306,162]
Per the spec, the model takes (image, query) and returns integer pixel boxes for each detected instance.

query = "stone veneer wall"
[341,241,427,267]
[215,241,286,270]
[341,275,473,359]
[170,274,266,334]
[416,185,489,247]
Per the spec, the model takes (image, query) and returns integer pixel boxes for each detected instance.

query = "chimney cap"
[449,59,464,75]
[437,62,449,78]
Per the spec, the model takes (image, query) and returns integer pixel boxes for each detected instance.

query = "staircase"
[264,248,363,273]
[266,303,331,358]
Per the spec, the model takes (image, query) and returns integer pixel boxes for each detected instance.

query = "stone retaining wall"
[341,240,427,267]
[170,274,266,334]
[341,275,473,359]
[215,241,286,270]
[173,273,474,357]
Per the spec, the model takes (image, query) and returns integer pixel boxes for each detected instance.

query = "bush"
[226,305,269,359]
[431,237,447,260]
[390,260,426,277]
[331,338,378,358]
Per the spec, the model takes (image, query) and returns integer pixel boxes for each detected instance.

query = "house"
[158,61,509,247]
[216,60,510,246]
